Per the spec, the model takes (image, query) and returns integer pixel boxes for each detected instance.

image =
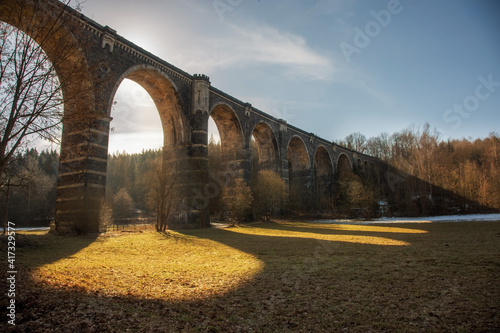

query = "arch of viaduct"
[1,0,379,233]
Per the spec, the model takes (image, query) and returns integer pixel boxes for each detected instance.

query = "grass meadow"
[1,220,499,332]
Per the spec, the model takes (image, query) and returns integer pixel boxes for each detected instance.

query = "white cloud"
[169,21,336,81]
[231,23,335,80]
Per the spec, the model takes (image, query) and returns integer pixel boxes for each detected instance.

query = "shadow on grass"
[2,221,499,332]
[1,231,99,269]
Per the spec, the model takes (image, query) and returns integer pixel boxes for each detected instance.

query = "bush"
[113,188,135,220]
[222,178,253,225]
[252,170,287,220]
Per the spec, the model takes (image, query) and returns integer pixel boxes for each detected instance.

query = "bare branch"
[1,0,90,178]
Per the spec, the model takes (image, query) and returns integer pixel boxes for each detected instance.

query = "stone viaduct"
[1,0,379,233]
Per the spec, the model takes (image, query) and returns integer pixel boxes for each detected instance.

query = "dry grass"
[32,230,263,302]
[1,220,499,332]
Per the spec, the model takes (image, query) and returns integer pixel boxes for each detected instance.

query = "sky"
[73,0,500,153]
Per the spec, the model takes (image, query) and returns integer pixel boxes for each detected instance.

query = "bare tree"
[0,0,89,181]
[365,132,392,160]
[340,132,367,153]
[146,156,177,233]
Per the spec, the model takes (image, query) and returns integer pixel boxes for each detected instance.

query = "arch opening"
[337,154,353,177]
[207,104,245,218]
[287,136,311,211]
[108,79,163,154]
[288,136,310,171]
[251,122,279,172]
[334,153,354,210]
[357,159,363,172]
[105,68,188,225]
[249,123,281,218]
[313,146,334,211]
[209,104,244,162]
[117,68,188,150]
[206,115,224,217]
[334,153,377,217]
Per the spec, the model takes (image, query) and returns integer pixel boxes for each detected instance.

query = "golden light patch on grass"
[328,223,429,234]
[225,224,411,246]
[277,220,429,234]
[17,229,49,235]
[33,231,264,301]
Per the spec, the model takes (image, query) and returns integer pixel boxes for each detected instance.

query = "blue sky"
[77,0,499,154]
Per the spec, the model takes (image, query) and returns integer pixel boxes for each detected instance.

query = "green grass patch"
[2,220,499,332]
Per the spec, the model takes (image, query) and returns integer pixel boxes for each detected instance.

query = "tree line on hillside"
[1,149,59,227]
[1,124,498,227]
[338,124,500,215]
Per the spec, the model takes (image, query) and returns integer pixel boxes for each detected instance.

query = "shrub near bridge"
[252,170,287,221]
